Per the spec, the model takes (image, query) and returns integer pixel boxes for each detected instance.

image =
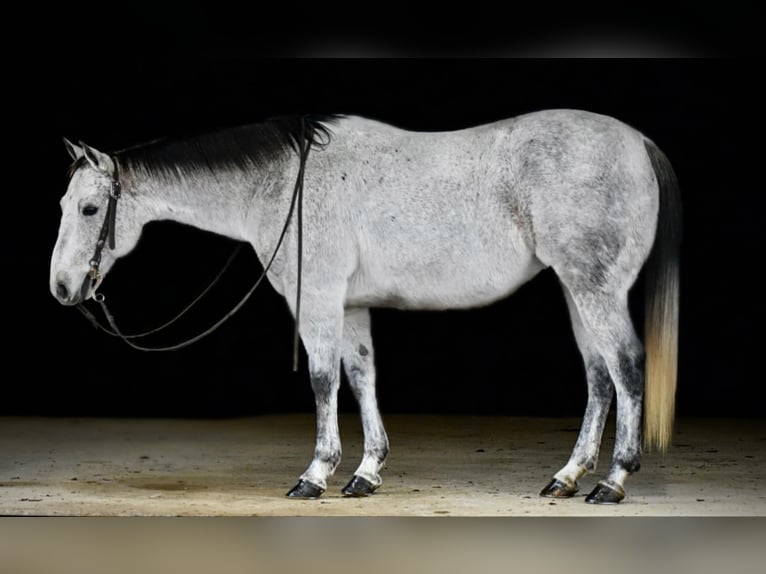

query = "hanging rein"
[77,118,313,371]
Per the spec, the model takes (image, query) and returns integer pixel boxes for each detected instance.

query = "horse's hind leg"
[339,308,389,496]
[541,284,614,498]
[564,288,644,504]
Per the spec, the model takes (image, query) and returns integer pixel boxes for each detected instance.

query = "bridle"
[84,167,121,294]
[77,117,312,371]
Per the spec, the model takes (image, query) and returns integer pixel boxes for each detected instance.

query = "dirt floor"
[0,415,763,516]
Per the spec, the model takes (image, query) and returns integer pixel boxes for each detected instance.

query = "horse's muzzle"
[54,276,90,306]
[52,272,82,306]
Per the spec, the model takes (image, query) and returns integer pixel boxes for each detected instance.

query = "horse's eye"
[82,205,99,216]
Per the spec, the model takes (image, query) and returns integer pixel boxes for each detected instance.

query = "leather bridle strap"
[78,117,311,371]
[86,172,121,288]
[77,244,243,339]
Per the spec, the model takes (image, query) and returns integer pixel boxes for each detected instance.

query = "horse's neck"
[127,161,290,242]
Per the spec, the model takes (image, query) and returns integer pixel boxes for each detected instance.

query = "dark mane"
[69,115,341,184]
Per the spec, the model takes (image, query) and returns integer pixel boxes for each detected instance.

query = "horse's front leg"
[339,308,389,496]
[286,302,344,499]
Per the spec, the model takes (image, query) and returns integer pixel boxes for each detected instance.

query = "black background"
[7,59,762,418]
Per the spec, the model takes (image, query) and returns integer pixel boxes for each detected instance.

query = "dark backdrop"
[6,59,761,418]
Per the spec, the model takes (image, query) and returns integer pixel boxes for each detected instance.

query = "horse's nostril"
[56,282,69,300]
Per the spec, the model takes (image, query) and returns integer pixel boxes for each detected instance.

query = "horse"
[50,110,680,504]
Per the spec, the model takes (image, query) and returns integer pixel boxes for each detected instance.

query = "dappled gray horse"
[51,110,680,503]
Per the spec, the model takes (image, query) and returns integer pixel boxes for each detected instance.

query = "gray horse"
[50,110,680,504]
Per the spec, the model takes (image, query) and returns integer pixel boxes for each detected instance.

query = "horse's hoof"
[342,475,378,497]
[540,478,579,498]
[585,481,625,504]
[286,479,325,499]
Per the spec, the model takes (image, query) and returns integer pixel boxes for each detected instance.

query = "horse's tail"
[643,140,682,452]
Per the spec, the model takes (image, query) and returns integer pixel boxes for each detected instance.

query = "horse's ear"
[79,141,114,175]
[63,137,83,161]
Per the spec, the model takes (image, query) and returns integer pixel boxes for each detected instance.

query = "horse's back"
[325,116,541,309]
[318,111,658,308]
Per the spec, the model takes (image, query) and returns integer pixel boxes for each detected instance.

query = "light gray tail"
[643,140,682,452]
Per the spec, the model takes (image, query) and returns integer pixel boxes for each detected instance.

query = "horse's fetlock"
[319,450,341,469]
[616,455,641,474]
[375,444,390,464]
[583,460,597,473]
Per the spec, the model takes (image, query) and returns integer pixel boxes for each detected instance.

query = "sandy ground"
[0,415,763,516]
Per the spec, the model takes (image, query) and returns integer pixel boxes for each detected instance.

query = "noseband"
[78,117,312,370]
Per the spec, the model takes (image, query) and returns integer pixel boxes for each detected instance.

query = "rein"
[77,118,312,371]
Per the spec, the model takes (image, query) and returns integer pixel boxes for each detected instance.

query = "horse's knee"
[345,364,370,394]
[309,368,331,391]
[309,366,340,399]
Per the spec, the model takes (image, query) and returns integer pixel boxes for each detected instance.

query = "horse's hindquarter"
[323,117,544,310]
[513,110,660,290]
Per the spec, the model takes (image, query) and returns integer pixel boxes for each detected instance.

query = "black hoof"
[585,481,625,504]
[341,475,378,497]
[540,478,579,498]
[286,479,325,499]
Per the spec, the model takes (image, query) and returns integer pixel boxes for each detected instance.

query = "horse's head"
[50,140,144,305]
